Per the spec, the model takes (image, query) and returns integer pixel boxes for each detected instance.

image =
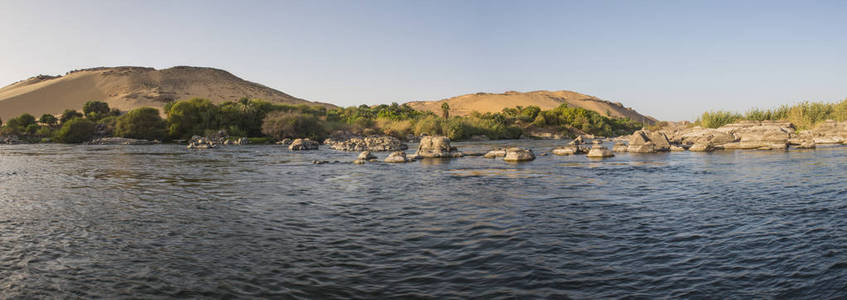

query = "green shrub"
[60,109,83,124]
[39,114,58,126]
[260,111,326,140]
[83,101,111,120]
[697,111,742,128]
[115,107,167,140]
[166,98,220,138]
[55,118,96,143]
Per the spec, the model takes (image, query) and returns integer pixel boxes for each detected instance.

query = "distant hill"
[0,66,332,120]
[405,90,657,124]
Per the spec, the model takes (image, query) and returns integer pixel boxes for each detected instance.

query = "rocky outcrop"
[384,151,411,163]
[414,136,463,158]
[187,136,217,149]
[503,147,536,162]
[612,143,628,152]
[88,137,158,145]
[586,145,614,158]
[289,138,319,150]
[809,120,847,144]
[689,142,715,152]
[323,136,408,152]
[626,130,671,153]
[718,121,792,150]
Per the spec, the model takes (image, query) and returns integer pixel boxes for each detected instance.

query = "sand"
[405,90,656,124]
[0,66,330,120]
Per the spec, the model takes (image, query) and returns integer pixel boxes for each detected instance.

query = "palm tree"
[441,102,450,119]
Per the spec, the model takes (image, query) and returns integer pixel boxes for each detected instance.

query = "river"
[1,141,846,298]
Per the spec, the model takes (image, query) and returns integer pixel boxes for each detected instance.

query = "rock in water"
[415,136,463,158]
[88,137,157,145]
[552,145,582,155]
[384,151,410,163]
[626,130,671,153]
[503,147,535,162]
[612,143,628,152]
[357,151,376,160]
[324,136,408,151]
[586,145,614,158]
[483,148,507,158]
[289,138,319,150]
[187,136,216,149]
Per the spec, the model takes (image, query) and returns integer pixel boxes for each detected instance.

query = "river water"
[1,141,846,299]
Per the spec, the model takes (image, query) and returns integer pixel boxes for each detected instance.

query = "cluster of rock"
[323,136,408,152]
[1,135,23,145]
[187,136,217,149]
[288,138,319,150]
[223,138,249,145]
[552,136,589,155]
[88,137,159,145]
[413,136,463,158]
[353,151,378,164]
[483,147,536,161]
[384,151,411,163]
[612,121,824,153]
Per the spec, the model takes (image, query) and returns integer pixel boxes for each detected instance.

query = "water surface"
[1,141,846,298]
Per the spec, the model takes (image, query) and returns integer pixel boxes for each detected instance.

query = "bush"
[166,98,220,138]
[697,111,742,129]
[261,111,326,140]
[40,114,58,126]
[55,118,96,143]
[83,101,110,120]
[60,109,83,124]
[115,107,167,140]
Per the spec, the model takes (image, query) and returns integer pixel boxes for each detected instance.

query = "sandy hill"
[406,90,657,124]
[0,66,331,121]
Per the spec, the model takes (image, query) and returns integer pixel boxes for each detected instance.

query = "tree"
[40,114,58,126]
[15,113,37,128]
[441,102,450,119]
[261,111,325,140]
[60,109,84,124]
[115,107,167,140]
[166,98,220,138]
[83,101,110,118]
[55,118,96,143]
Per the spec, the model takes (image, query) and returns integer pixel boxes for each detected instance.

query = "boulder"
[324,135,408,151]
[483,148,507,158]
[586,145,614,158]
[384,151,411,163]
[626,130,671,153]
[357,151,377,160]
[289,138,319,150]
[276,138,293,145]
[552,145,583,155]
[612,143,628,152]
[415,136,463,158]
[670,145,686,151]
[503,147,535,162]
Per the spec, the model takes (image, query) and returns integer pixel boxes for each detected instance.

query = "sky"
[1,0,846,121]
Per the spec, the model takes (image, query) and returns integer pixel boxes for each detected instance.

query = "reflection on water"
[2,141,847,298]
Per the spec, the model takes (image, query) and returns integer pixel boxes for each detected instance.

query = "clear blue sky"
[1,0,845,120]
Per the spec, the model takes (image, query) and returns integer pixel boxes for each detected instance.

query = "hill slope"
[0,66,330,120]
[406,90,656,124]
